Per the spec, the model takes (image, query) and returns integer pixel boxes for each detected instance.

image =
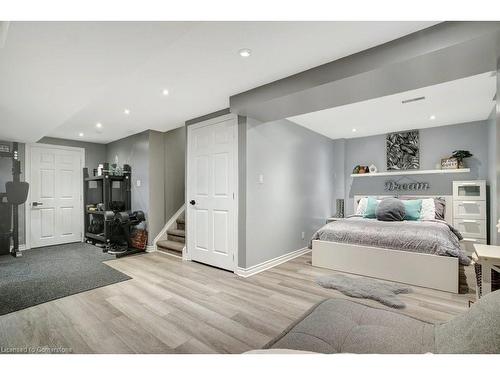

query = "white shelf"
[350,168,471,178]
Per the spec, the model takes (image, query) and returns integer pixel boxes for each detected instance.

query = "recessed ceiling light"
[95,122,102,128]
[238,48,251,58]
[124,109,130,115]
[430,115,436,120]
[352,128,357,132]
[162,89,169,96]
[78,132,84,137]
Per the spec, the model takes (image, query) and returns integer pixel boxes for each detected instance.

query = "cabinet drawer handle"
[460,201,478,205]
[462,220,478,223]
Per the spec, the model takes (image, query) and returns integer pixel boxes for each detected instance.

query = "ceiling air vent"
[401,96,425,104]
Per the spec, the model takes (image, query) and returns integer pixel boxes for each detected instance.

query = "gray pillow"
[434,197,446,220]
[375,198,405,221]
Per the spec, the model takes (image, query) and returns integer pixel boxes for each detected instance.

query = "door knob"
[32,202,43,207]
[189,200,196,206]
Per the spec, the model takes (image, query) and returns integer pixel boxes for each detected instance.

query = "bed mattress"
[311,217,471,265]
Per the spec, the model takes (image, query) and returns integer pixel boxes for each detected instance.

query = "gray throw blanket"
[311,217,470,265]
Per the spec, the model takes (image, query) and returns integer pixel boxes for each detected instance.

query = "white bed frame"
[312,195,459,293]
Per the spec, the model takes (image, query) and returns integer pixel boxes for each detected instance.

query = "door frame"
[24,143,85,250]
[186,113,239,271]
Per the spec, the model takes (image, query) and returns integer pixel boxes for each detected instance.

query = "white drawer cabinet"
[453,200,487,220]
[453,180,487,248]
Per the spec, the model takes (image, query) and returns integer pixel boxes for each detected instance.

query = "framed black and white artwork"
[386,130,420,170]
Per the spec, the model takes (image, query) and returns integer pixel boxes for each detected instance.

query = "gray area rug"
[0,242,131,316]
[316,274,412,308]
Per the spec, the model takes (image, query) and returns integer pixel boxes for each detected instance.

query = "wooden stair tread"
[157,240,184,252]
[167,228,185,238]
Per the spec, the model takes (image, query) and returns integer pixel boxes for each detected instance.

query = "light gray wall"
[0,142,25,245]
[487,109,498,244]
[341,120,490,215]
[38,137,106,170]
[237,116,248,267]
[106,130,150,216]
[494,64,500,245]
[244,118,336,268]
[164,126,186,221]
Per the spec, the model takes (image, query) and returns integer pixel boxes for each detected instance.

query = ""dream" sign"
[384,179,430,192]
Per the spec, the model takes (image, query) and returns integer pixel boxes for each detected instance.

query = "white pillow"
[356,197,382,216]
[419,198,436,221]
[355,197,368,216]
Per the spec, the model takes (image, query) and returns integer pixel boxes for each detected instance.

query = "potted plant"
[451,150,473,168]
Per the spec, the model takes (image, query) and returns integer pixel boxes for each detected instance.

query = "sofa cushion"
[265,299,435,354]
[435,290,500,353]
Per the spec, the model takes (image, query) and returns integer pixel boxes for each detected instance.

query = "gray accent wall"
[340,120,491,215]
[106,131,150,217]
[38,137,106,170]
[244,118,336,268]
[164,126,186,221]
[148,131,166,245]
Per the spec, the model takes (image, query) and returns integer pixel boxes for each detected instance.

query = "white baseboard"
[146,245,155,253]
[235,247,311,278]
[19,244,28,251]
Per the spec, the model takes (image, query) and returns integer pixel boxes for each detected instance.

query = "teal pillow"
[363,197,379,219]
[402,199,422,220]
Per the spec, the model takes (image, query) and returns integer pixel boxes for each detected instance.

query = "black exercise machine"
[0,142,30,258]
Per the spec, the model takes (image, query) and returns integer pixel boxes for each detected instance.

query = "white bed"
[312,195,460,293]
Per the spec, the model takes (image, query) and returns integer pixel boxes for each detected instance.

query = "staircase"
[156,214,185,257]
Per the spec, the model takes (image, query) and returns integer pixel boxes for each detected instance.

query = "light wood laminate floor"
[0,251,475,353]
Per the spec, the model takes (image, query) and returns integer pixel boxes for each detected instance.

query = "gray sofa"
[264,290,500,354]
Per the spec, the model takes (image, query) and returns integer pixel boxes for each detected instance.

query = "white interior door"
[187,116,236,271]
[29,145,83,248]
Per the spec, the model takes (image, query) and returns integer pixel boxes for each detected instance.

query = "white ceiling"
[0,21,439,144]
[288,72,497,140]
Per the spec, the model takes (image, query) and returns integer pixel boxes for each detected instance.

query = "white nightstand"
[326,217,344,224]
[473,244,500,295]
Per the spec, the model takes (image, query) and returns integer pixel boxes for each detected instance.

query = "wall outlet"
[301,231,305,240]
[136,179,141,187]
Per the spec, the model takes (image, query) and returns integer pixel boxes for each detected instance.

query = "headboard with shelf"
[353,195,453,224]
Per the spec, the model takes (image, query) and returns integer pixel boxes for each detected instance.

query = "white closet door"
[29,145,83,248]
[187,117,236,271]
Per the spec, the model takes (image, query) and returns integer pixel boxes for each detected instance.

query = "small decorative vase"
[369,164,378,173]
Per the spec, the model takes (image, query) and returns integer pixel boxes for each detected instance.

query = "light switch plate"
[136,180,141,187]
[258,174,264,184]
